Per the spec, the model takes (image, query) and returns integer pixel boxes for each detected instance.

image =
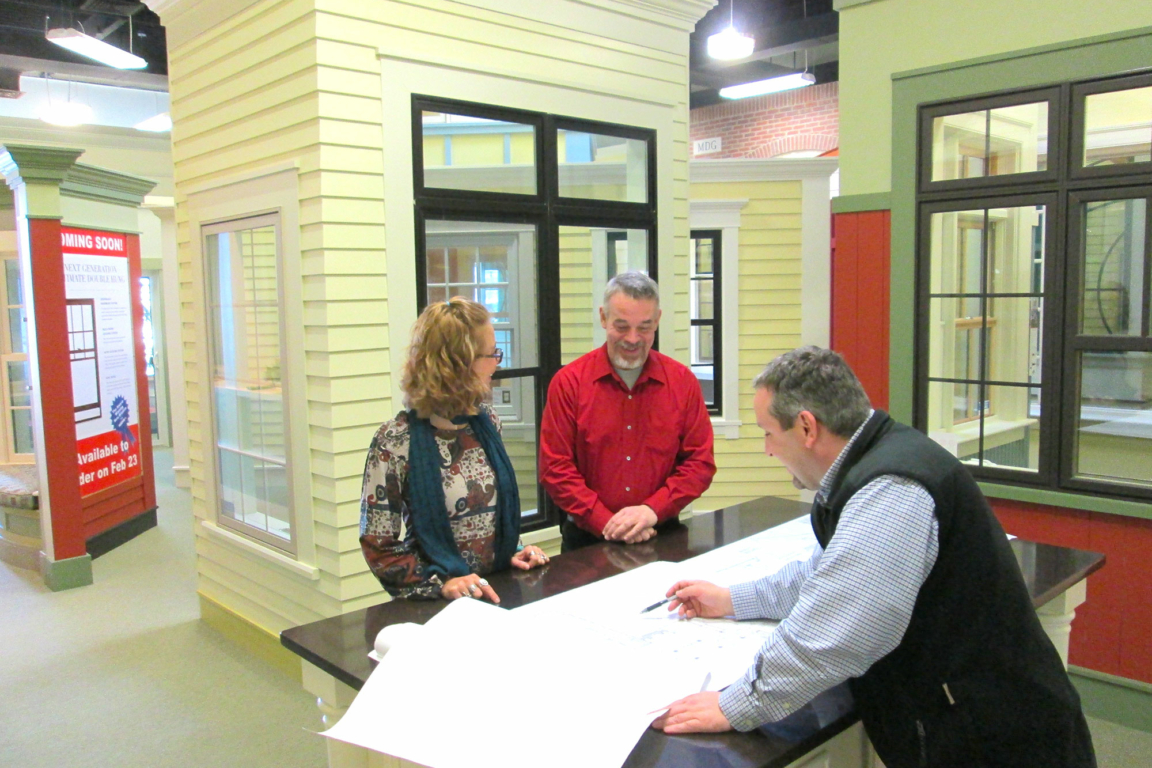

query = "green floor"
[2,449,1150,766]
[0,449,326,768]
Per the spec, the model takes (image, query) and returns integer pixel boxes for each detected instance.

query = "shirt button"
[627,395,632,400]
[626,425,632,430]
[626,487,631,491]
[626,456,631,461]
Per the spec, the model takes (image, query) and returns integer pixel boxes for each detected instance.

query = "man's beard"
[610,346,647,370]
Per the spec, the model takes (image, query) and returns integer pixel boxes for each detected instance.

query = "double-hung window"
[203,213,296,552]
[414,97,657,529]
[916,72,1152,500]
[0,257,33,462]
[689,231,722,414]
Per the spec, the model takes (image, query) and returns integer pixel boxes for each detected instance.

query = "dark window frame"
[915,71,1152,503]
[689,229,722,415]
[413,95,659,531]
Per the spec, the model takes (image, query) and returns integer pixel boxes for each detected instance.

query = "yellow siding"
[166,0,703,632]
[690,179,806,510]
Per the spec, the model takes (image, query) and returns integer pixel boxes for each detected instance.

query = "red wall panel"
[993,499,1152,684]
[28,218,86,560]
[830,210,890,409]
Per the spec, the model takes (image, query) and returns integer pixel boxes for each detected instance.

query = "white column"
[1036,579,1088,669]
[147,202,191,487]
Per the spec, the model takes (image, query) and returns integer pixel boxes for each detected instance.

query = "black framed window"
[916,71,1152,502]
[414,96,658,530]
[689,230,721,414]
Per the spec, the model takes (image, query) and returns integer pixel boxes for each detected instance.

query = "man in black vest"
[652,346,1095,768]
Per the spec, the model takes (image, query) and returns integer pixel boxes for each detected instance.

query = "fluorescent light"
[135,112,172,132]
[39,100,94,127]
[720,72,816,100]
[46,28,147,70]
[707,26,755,60]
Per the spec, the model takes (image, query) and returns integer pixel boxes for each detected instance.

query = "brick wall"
[690,81,839,159]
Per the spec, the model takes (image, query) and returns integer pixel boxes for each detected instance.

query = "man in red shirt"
[539,271,716,552]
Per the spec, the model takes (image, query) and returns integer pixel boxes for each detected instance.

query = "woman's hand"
[441,575,500,603]
[511,546,550,570]
[664,580,733,619]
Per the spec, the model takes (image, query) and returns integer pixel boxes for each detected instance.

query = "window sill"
[200,520,319,580]
[711,418,742,440]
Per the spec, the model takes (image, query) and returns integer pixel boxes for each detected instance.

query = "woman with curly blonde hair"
[360,297,548,602]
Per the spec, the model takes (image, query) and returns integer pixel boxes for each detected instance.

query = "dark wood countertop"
[282,496,1104,768]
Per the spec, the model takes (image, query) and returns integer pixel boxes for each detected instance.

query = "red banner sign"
[76,425,142,496]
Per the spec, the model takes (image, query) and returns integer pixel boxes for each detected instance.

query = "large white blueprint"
[323,513,820,768]
[323,596,703,768]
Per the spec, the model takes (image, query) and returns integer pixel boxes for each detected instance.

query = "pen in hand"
[640,596,673,614]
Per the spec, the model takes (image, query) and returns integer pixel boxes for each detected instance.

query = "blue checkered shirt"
[717,412,939,731]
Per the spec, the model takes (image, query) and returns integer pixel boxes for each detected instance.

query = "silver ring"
[469,583,479,593]
[478,578,489,586]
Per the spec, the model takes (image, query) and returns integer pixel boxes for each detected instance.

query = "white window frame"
[0,254,33,463]
[688,200,746,439]
[184,165,316,577]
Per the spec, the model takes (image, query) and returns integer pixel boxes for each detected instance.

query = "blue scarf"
[406,408,520,581]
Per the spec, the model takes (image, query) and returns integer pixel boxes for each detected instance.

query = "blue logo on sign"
[110,395,136,444]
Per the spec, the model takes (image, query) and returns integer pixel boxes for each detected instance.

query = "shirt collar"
[816,409,876,503]
[591,344,667,387]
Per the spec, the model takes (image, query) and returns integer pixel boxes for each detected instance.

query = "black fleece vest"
[811,411,1095,768]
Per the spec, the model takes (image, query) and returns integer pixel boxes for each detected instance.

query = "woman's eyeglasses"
[478,348,504,364]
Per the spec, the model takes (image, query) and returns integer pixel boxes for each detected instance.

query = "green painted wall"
[837,0,1152,196]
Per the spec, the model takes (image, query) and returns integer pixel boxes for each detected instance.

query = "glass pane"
[1080,198,1147,336]
[206,220,291,547]
[1075,351,1152,487]
[988,102,1049,175]
[217,448,244,524]
[488,375,539,518]
[422,111,536,195]
[926,380,979,463]
[693,237,714,275]
[932,110,987,181]
[928,297,960,379]
[932,103,1048,181]
[260,460,291,541]
[425,220,538,369]
[692,325,714,364]
[8,308,26,354]
[929,210,985,296]
[980,386,1040,472]
[558,226,649,364]
[989,205,1046,294]
[557,130,647,203]
[7,360,29,407]
[1083,86,1152,167]
[4,259,21,305]
[693,279,714,320]
[12,407,32,454]
[986,297,1041,384]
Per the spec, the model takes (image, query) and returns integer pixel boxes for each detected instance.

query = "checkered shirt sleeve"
[718,474,939,731]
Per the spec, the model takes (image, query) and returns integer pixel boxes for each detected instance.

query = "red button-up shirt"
[539,345,716,535]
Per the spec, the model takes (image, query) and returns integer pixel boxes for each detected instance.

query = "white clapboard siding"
[689,180,807,510]
[165,0,708,635]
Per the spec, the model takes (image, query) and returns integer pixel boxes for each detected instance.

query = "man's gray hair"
[753,346,872,438]
[604,271,660,307]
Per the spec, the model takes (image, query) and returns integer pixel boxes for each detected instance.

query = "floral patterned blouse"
[359,403,502,599]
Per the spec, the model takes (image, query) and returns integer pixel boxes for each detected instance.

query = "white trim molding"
[689,198,749,440]
[200,520,320,580]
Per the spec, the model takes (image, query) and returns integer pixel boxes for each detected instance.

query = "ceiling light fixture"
[719,71,816,100]
[134,112,172,132]
[40,99,94,127]
[707,0,754,61]
[46,27,147,70]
